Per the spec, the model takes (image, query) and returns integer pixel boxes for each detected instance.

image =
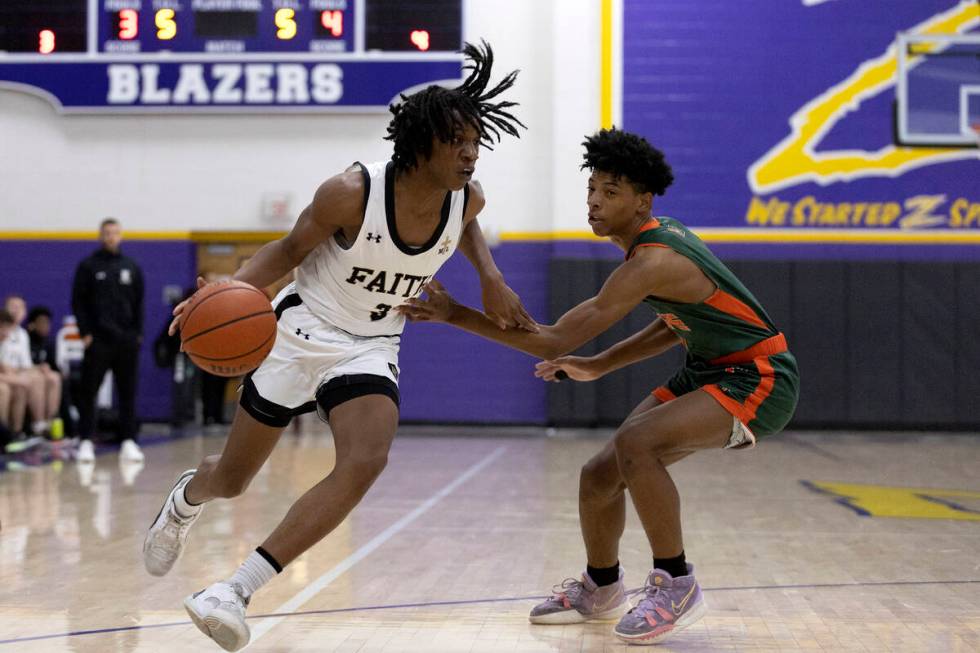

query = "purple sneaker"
[529,569,627,624]
[613,564,706,645]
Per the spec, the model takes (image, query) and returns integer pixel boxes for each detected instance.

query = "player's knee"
[579,457,617,501]
[342,451,389,486]
[613,422,667,473]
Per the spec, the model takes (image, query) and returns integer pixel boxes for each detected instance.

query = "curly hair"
[385,40,525,172]
[581,128,674,196]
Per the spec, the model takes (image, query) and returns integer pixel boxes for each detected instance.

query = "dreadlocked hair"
[581,128,674,196]
[385,40,526,172]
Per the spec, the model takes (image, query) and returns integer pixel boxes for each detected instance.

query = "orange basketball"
[179,280,277,377]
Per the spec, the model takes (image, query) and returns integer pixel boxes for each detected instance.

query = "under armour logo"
[295,328,310,340]
[438,236,452,255]
[366,233,382,243]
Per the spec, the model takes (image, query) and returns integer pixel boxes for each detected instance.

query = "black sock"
[586,562,620,587]
[653,551,687,579]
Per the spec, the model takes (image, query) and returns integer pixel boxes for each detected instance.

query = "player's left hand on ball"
[399,279,455,322]
[168,276,207,336]
[481,275,539,332]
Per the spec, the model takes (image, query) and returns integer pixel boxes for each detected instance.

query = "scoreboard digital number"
[0,0,463,112]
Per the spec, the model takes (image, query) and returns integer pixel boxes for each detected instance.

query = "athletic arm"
[401,250,659,360]
[169,171,362,335]
[600,319,681,371]
[535,318,681,382]
[457,181,536,331]
[234,172,362,289]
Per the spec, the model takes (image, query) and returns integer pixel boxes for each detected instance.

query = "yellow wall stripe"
[600,0,614,129]
[498,229,980,244]
[2,229,979,245]
[0,230,285,242]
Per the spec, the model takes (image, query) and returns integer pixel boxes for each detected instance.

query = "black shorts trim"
[239,375,316,428]
[316,374,400,418]
[274,293,303,320]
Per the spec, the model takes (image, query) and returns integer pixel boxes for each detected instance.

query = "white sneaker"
[183,581,251,652]
[143,470,201,576]
[120,439,144,462]
[76,439,95,462]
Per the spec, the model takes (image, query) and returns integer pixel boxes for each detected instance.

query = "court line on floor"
[3,578,978,647]
[781,434,846,462]
[244,445,508,648]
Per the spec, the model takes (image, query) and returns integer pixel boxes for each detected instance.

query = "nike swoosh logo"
[672,585,697,614]
[595,591,622,611]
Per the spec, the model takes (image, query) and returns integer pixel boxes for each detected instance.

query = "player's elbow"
[278,237,307,268]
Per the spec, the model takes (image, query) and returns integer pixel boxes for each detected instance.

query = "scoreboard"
[0,0,463,112]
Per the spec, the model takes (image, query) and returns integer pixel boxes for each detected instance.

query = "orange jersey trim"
[652,386,677,403]
[703,289,769,330]
[709,333,788,366]
[743,357,776,421]
[627,241,671,260]
[703,355,776,425]
[626,220,666,260]
[637,218,662,234]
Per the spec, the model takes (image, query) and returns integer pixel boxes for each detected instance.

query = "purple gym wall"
[0,239,552,425]
[0,239,196,424]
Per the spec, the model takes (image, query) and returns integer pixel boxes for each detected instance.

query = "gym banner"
[623,1,980,251]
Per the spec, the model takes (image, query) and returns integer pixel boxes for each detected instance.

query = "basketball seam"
[180,284,268,332]
[188,330,277,363]
[182,310,275,345]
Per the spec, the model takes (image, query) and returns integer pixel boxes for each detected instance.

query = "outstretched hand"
[481,276,539,332]
[398,279,456,323]
[168,276,207,336]
[534,356,604,383]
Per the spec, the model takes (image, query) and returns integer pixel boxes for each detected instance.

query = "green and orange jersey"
[626,217,799,437]
[626,217,782,364]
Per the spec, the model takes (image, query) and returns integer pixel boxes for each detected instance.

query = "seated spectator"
[27,305,70,438]
[0,309,31,444]
[26,306,57,368]
[2,295,61,438]
[0,378,11,445]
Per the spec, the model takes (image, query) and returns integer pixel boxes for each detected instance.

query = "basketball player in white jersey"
[142,42,532,652]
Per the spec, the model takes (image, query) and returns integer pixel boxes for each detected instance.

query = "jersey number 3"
[370,304,392,321]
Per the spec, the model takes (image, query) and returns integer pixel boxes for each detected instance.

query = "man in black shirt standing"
[71,218,145,463]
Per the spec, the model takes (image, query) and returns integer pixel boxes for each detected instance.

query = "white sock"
[228,549,280,598]
[173,479,203,519]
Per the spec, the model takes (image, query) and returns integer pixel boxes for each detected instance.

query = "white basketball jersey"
[295,160,468,337]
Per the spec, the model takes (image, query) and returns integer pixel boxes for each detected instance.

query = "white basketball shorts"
[240,285,401,427]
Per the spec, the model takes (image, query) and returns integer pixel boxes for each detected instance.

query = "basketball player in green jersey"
[400,128,799,646]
